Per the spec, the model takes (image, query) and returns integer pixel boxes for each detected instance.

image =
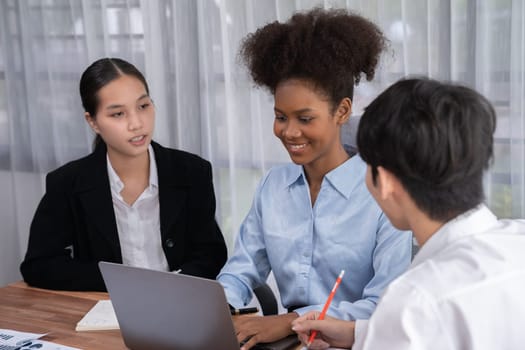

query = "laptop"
[98,261,300,350]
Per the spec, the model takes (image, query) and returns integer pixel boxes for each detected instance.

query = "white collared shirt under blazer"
[107,145,169,271]
[354,205,525,350]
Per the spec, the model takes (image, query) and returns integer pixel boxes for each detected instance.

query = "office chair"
[253,283,278,315]
[412,237,419,260]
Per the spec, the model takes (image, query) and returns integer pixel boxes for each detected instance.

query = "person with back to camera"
[292,78,525,349]
[20,57,227,291]
[216,8,413,349]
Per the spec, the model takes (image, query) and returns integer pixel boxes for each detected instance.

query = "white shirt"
[107,145,169,271]
[353,205,525,350]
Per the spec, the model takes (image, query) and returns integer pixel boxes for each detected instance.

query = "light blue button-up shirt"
[218,154,412,320]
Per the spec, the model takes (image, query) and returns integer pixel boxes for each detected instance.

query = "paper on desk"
[75,300,119,331]
[0,329,80,350]
[0,328,45,348]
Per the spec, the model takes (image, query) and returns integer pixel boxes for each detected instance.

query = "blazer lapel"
[152,142,189,240]
[73,144,121,257]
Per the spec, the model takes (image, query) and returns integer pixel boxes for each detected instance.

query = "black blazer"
[20,141,227,291]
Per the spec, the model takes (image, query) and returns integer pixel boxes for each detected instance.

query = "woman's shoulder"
[47,151,99,179]
[256,163,301,190]
[152,141,209,165]
[42,150,104,193]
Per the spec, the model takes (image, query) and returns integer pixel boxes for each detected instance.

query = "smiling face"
[273,78,350,176]
[85,74,155,162]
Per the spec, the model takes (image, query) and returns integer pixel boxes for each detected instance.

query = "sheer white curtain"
[0,0,523,287]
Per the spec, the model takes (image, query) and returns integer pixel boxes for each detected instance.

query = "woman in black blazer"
[20,58,227,291]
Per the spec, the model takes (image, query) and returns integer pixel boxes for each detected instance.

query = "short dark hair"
[79,58,149,147]
[239,8,386,109]
[357,78,497,221]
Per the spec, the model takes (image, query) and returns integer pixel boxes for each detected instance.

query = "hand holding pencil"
[291,270,354,349]
[307,270,344,346]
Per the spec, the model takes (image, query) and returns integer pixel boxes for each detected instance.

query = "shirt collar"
[107,144,158,194]
[411,204,498,267]
[148,145,159,188]
[283,154,366,199]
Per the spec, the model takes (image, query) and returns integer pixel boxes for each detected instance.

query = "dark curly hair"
[239,8,387,108]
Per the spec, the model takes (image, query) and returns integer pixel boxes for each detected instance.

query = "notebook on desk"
[98,261,299,350]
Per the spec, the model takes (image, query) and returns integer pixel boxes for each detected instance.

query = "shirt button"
[303,252,309,257]
[165,239,175,248]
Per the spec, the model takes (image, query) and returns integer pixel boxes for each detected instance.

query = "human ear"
[85,112,100,133]
[335,97,352,124]
[375,166,396,201]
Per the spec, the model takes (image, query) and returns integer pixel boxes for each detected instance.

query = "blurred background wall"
[0,0,524,287]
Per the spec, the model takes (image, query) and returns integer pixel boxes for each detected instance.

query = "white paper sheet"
[0,329,80,350]
[75,300,119,331]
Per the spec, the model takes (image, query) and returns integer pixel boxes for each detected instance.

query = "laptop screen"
[99,262,300,350]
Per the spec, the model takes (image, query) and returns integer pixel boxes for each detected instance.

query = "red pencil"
[307,270,345,347]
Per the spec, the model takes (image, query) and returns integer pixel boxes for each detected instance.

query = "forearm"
[292,313,356,349]
[21,257,105,291]
[218,273,255,307]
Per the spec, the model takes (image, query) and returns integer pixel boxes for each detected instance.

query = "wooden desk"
[0,282,305,350]
[0,282,126,349]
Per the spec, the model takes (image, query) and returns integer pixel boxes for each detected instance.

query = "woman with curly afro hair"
[217,8,413,349]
